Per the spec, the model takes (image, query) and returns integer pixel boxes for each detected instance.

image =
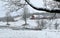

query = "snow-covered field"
[0,19,60,38]
[0,29,60,38]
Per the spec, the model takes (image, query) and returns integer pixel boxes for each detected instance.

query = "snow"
[0,0,60,38]
[0,29,60,38]
[0,19,60,38]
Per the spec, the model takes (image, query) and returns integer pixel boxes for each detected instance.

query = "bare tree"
[6,12,10,25]
[1,0,26,12]
[22,3,31,28]
[54,21,59,29]
[22,4,28,26]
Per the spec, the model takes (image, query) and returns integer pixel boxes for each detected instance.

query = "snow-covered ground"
[0,29,60,38]
[0,19,60,38]
[0,18,60,29]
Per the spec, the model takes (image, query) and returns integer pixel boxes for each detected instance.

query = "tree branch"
[55,0,60,2]
[25,0,60,13]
